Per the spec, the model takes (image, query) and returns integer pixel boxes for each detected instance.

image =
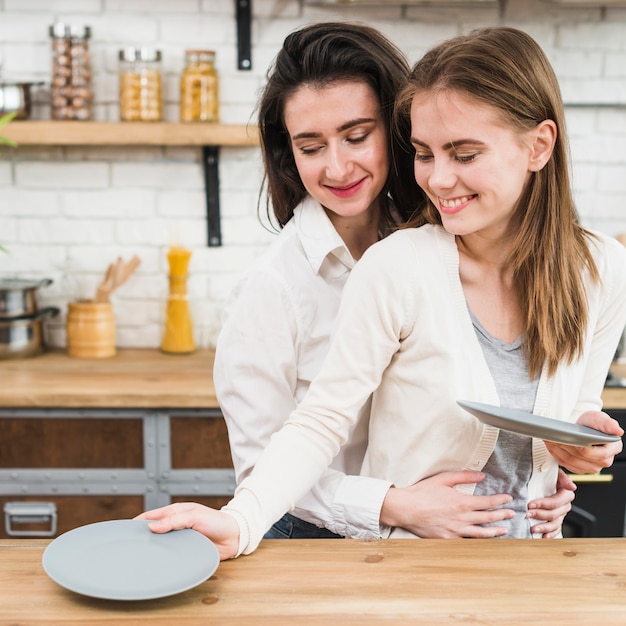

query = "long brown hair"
[395,26,599,377]
[257,21,424,230]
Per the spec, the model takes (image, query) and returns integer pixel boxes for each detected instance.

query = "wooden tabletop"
[0,349,219,409]
[2,537,626,625]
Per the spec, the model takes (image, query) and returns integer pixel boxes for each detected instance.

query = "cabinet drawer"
[0,409,235,538]
[1,495,144,539]
[0,417,143,468]
[170,416,233,469]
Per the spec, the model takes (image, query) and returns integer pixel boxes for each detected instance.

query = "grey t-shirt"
[470,311,539,538]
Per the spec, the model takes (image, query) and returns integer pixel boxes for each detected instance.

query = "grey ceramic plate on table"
[42,519,219,600]
[457,400,622,447]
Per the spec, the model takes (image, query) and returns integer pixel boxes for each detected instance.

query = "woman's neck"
[456,234,523,343]
[326,206,381,260]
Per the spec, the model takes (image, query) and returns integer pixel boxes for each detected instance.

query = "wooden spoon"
[94,263,115,302]
[93,255,141,302]
[113,255,141,291]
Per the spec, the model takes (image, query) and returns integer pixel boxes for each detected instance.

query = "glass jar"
[119,47,162,122]
[180,50,219,122]
[49,23,93,121]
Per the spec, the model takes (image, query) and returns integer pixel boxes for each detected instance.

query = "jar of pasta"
[49,23,93,120]
[118,47,162,122]
[180,49,219,122]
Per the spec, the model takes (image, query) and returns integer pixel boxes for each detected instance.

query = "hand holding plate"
[135,502,240,561]
[544,410,624,474]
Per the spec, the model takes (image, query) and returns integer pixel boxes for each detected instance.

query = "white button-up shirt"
[214,195,392,538]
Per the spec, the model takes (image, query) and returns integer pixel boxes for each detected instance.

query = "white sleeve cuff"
[220,507,249,558]
[331,476,392,538]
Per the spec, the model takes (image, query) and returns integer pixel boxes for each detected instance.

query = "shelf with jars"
[1,121,258,146]
[2,121,259,247]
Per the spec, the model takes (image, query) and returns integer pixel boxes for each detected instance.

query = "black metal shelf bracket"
[202,145,222,247]
[236,0,252,70]
[201,1,251,247]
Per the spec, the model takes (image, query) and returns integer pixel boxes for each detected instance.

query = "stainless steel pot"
[0,82,44,120]
[0,307,60,359]
[0,278,53,319]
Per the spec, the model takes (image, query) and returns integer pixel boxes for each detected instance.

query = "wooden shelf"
[2,121,259,147]
[2,121,259,247]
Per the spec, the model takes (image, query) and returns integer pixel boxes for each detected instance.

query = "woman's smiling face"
[284,80,389,224]
[410,89,536,240]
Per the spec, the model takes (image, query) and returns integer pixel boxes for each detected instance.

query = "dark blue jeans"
[263,513,344,539]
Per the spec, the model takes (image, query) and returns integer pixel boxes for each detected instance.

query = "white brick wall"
[1,0,625,349]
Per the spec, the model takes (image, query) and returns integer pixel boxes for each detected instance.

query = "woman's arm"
[215,269,391,539]
[136,503,241,560]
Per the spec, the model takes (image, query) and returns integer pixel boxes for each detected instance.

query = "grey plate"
[42,519,219,600]
[457,400,622,447]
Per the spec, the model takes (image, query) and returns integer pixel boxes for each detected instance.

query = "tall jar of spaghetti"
[180,49,219,122]
[118,47,162,122]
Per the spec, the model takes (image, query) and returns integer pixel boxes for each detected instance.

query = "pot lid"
[0,278,52,291]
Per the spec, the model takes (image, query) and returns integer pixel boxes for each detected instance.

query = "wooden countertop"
[0,349,219,409]
[2,537,626,625]
[0,349,624,410]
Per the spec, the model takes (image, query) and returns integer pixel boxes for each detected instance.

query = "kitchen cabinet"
[0,349,236,538]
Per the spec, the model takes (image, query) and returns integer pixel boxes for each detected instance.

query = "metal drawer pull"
[568,473,614,484]
[4,501,57,537]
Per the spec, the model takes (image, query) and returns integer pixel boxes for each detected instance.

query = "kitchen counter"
[0,349,624,410]
[602,363,626,409]
[0,348,219,408]
[0,349,624,537]
[0,349,230,532]
[2,537,626,625]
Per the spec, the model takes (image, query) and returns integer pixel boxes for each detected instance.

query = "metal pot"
[0,278,53,319]
[0,307,60,359]
[0,81,44,120]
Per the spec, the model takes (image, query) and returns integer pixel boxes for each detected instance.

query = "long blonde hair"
[395,26,599,378]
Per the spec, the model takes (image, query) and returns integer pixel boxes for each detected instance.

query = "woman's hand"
[545,411,624,474]
[380,470,515,538]
[527,468,576,538]
[135,502,241,560]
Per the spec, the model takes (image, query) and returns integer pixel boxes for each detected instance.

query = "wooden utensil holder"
[66,300,116,358]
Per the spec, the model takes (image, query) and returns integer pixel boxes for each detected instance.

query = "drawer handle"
[4,501,57,537]
[568,473,614,484]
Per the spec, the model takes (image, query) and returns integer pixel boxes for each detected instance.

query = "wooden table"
[2,537,626,625]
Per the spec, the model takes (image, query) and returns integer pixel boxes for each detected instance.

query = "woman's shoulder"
[364,223,451,261]
[586,229,626,265]
[584,229,626,292]
[349,224,455,292]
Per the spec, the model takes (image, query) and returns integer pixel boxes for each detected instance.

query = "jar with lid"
[119,47,162,122]
[180,50,219,122]
[49,23,93,121]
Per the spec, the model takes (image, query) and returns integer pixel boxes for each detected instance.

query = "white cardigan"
[224,224,626,554]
